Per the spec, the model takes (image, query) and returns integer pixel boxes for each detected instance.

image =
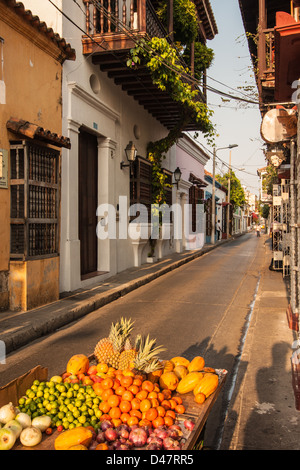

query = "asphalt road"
[1,231,264,449]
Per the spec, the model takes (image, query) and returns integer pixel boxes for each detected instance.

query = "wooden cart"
[0,366,227,450]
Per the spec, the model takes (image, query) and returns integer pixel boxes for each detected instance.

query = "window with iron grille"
[10,141,60,260]
[130,156,152,222]
[189,185,204,233]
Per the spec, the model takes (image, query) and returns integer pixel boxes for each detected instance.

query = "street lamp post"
[211,144,238,244]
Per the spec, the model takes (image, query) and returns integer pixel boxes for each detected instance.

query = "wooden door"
[79,129,98,277]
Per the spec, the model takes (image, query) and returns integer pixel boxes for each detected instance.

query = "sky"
[193,0,267,196]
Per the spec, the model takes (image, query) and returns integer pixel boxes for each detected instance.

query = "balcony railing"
[82,0,166,50]
[257,27,275,101]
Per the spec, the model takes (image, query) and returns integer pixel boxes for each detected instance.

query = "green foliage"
[182,42,214,80]
[262,165,277,195]
[259,203,270,220]
[216,171,246,209]
[156,0,199,45]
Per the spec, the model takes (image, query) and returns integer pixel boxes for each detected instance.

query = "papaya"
[66,354,89,376]
[170,356,190,368]
[54,427,93,450]
[159,371,179,391]
[188,356,205,372]
[176,372,203,394]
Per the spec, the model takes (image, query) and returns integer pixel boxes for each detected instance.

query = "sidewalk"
[220,235,299,450]
[0,235,237,355]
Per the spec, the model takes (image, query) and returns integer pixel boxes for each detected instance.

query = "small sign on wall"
[0,149,8,188]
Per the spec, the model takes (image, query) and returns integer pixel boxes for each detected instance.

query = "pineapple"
[93,321,121,364]
[94,317,134,368]
[131,334,165,376]
[118,336,138,370]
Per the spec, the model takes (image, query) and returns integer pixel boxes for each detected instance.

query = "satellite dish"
[260,107,297,143]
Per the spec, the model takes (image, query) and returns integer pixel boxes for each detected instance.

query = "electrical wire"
[70,0,260,106]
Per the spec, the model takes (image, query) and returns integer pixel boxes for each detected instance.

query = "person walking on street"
[216,220,222,241]
[256,225,261,237]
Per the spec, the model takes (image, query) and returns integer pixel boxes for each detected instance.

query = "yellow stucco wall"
[9,257,60,311]
[0,2,65,310]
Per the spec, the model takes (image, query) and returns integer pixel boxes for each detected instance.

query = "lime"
[69,422,76,430]
[19,397,26,405]
[78,415,86,424]
[33,379,40,386]
[73,383,80,391]
[73,409,80,418]
[63,421,70,430]
[66,390,73,399]
[36,390,44,398]
[67,415,74,423]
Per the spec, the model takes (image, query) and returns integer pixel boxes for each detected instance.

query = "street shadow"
[181,338,249,450]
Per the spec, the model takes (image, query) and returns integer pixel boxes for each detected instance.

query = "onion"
[129,428,148,448]
[20,426,42,447]
[0,403,17,425]
[163,436,182,450]
[31,416,52,432]
[0,428,16,450]
[183,419,195,431]
[104,428,118,442]
[15,412,31,429]
[100,420,113,432]
[4,420,23,439]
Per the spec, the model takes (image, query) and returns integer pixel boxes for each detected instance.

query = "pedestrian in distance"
[256,225,261,237]
[216,220,222,241]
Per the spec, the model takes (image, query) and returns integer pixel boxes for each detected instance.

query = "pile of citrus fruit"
[92,365,186,429]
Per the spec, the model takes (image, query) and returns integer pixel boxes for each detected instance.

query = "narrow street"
[1,232,266,449]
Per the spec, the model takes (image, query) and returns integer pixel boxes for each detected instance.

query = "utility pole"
[226,149,232,239]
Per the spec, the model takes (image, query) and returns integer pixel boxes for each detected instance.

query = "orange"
[131,397,141,410]
[157,392,165,403]
[92,383,104,396]
[164,416,174,427]
[165,409,176,419]
[127,416,139,427]
[136,390,148,401]
[147,391,158,400]
[128,384,140,395]
[100,413,111,421]
[173,396,183,405]
[112,379,121,390]
[156,405,166,417]
[130,409,142,419]
[121,376,133,388]
[152,416,165,428]
[175,404,186,414]
[153,383,160,393]
[161,399,171,410]
[115,385,126,396]
[145,407,158,422]
[140,399,151,412]
[122,370,135,377]
[151,398,159,408]
[101,388,114,401]
[101,378,114,390]
[96,363,109,374]
[120,412,130,423]
[169,399,178,410]
[139,419,152,427]
[109,406,122,419]
[141,380,154,393]
[119,400,132,413]
[133,378,142,387]
[99,401,111,414]
[194,393,206,404]
[134,374,145,382]
[111,418,122,427]
[122,390,134,402]
[162,389,172,399]
[107,394,121,408]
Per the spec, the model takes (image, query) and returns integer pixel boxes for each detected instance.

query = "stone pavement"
[220,235,300,450]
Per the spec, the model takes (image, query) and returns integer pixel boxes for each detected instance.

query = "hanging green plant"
[182,42,214,80]
[156,0,199,45]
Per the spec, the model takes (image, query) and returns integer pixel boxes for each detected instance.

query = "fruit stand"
[0,318,227,451]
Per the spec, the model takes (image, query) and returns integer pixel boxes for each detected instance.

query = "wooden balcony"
[81,0,206,130]
[257,28,276,103]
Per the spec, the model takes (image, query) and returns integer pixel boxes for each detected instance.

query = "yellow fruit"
[66,354,89,376]
[162,360,174,373]
[173,365,188,380]
[170,356,190,368]
[188,356,205,373]
[176,372,204,394]
[96,363,109,374]
[159,372,179,391]
[193,373,219,398]
[50,375,63,383]
[69,445,88,450]
[54,427,93,450]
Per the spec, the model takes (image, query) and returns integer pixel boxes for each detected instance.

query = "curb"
[2,234,245,355]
